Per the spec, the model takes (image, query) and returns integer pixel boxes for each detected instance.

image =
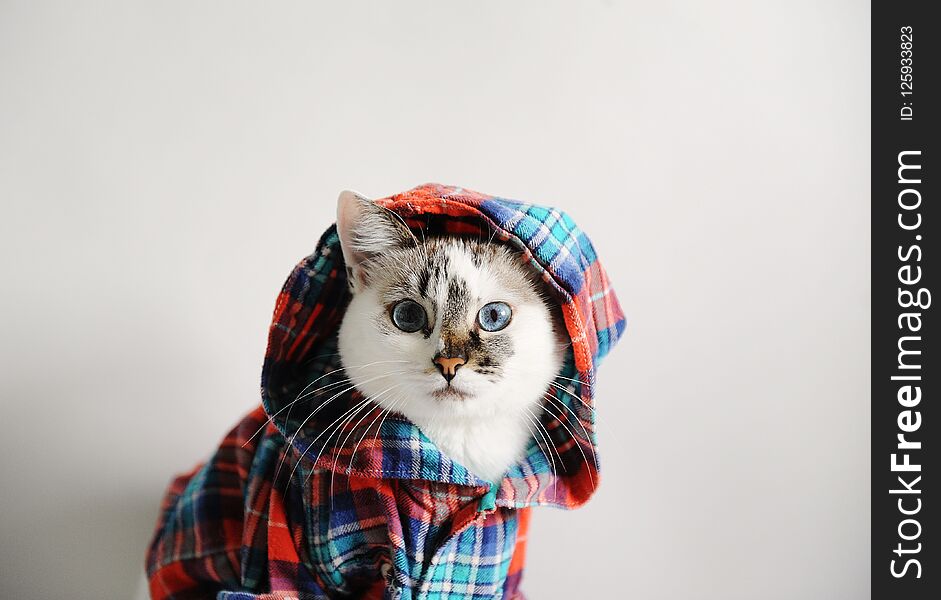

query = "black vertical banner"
[873,1,938,597]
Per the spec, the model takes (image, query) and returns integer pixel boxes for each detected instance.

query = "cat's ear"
[336,190,418,290]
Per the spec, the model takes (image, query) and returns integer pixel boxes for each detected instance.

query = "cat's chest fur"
[414,410,533,483]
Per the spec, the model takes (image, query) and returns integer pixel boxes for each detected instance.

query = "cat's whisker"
[520,412,557,502]
[377,202,423,249]
[512,413,545,482]
[522,407,559,501]
[285,396,374,490]
[365,390,406,467]
[553,374,592,388]
[543,392,597,466]
[548,381,596,413]
[287,369,403,438]
[274,371,405,482]
[242,367,350,446]
[344,359,411,369]
[486,223,500,246]
[295,359,408,402]
[516,416,539,456]
[274,382,359,484]
[244,359,409,447]
[327,399,378,508]
[295,360,409,403]
[528,406,565,475]
[293,376,356,401]
[329,383,404,503]
[544,390,593,427]
[514,412,545,469]
[301,350,342,366]
[303,398,375,494]
[276,374,356,441]
[346,392,404,476]
[542,393,595,490]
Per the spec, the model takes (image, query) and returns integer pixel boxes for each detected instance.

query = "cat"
[147,184,624,599]
[336,191,566,483]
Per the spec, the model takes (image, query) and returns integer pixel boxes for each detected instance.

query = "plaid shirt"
[147,184,625,599]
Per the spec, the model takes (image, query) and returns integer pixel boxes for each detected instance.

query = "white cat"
[336,191,566,483]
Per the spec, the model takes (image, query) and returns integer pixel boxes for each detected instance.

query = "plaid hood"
[147,184,625,599]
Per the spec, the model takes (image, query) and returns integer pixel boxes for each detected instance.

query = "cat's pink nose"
[433,355,466,383]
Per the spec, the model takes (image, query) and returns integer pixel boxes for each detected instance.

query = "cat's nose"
[433,355,466,383]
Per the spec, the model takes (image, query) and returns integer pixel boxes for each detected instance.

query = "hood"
[260,183,625,509]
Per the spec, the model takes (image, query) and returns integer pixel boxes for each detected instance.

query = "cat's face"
[336,192,564,430]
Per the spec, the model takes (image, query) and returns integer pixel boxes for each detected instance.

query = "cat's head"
[336,191,565,427]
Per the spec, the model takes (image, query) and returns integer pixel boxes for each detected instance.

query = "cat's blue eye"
[391,299,427,333]
[477,302,512,332]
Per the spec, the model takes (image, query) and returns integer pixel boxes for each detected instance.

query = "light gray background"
[0,1,870,598]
